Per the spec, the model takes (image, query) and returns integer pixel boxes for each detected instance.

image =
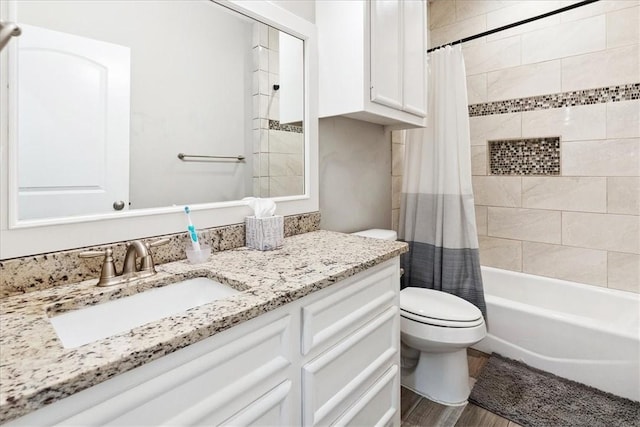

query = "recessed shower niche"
[488,137,561,176]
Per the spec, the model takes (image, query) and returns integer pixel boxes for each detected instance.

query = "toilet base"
[401,348,470,406]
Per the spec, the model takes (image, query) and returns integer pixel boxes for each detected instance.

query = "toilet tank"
[352,229,397,241]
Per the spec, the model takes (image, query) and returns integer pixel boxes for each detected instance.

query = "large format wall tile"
[269,176,303,197]
[475,205,488,236]
[560,0,640,23]
[469,113,521,146]
[606,6,640,49]
[562,139,640,177]
[472,176,522,207]
[522,177,607,213]
[488,207,561,244]
[487,60,561,101]
[467,74,488,104]
[269,153,303,177]
[471,146,487,175]
[392,176,402,210]
[561,45,640,92]
[269,129,304,153]
[430,14,486,48]
[392,208,400,233]
[392,143,405,176]
[521,15,606,64]
[478,236,522,271]
[485,1,562,41]
[562,212,640,253]
[607,177,640,215]
[428,0,457,30]
[464,36,521,75]
[606,100,640,139]
[522,103,606,141]
[523,242,607,286]
[608,252,640,293]
[456,0,514,22]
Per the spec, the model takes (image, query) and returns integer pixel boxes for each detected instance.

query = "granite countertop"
[0,230,408,423]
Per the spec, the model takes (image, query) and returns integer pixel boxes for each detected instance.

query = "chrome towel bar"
[177,153,245,162]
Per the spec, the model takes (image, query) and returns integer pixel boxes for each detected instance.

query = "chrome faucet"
[79,238,169,286]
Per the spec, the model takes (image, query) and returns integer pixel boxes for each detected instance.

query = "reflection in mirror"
[11,0,304,221]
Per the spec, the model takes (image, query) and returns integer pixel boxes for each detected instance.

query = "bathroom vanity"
[0,231,407,426]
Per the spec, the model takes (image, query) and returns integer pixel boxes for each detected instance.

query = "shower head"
[0,21,21,52]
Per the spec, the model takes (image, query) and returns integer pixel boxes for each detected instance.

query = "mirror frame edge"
[0,0,319,259]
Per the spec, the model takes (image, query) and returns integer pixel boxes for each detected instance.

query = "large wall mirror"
[0,0,318,259]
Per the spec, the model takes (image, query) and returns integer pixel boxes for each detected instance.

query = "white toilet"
[353,229,487,406]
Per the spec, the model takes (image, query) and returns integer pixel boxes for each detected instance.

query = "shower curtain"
[399,45,486,316]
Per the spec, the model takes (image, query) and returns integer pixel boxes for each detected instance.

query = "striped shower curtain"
[399,45,486,316]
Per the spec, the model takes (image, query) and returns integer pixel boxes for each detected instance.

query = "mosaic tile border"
[489,137,560,176]
[469,83,640,117]
[269,119,303,133]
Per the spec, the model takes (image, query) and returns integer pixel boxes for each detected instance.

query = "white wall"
[18,1,254,209]
[271,0,316,24]
[275,0,393,232]
[319,117,392,232]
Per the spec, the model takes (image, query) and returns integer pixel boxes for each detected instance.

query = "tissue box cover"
[245,215,284,250]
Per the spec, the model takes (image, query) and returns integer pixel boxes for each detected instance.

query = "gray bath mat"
[469,353,640,427]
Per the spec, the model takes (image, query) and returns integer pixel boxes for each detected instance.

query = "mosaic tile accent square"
[489,137,560,176]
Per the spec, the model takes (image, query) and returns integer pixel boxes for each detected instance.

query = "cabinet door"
[217,380,293,427]
[370,0,403,110]
[13,315,294,427]
[402,0,427,117]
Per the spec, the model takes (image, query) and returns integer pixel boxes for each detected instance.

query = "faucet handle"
[139,238,170,272]
[146,238,170,249]
[79,248,119,286]
[78,249,110,259]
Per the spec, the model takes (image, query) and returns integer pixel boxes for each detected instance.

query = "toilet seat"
[400,287,484,328]
[401,309,484,328]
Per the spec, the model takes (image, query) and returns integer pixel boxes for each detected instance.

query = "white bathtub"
[473,266,640,401]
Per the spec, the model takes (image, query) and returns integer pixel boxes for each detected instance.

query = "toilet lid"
[400,287,483,323]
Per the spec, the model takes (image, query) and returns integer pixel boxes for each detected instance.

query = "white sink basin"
[50,277,240,349]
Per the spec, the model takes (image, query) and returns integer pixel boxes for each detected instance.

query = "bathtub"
[473,266,640,401]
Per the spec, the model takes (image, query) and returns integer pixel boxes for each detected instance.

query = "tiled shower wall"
[393,0,640,293]
[252,23,304,198]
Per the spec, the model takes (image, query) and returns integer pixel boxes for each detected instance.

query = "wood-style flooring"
[400,349,522,427]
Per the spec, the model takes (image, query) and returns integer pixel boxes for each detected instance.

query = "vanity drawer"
[302,305,399,426]
[301,258,399,356]
[333,365,400,427]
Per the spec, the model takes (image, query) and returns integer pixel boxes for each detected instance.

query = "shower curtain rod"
[427,0,599,53]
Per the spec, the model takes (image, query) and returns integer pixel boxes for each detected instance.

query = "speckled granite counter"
[0,230,407,423]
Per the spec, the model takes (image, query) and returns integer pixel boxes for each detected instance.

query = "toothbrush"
[184,206,201,251]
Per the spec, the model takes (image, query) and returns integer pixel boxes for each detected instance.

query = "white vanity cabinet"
[6,258,400,427]
[7,312,298,427]
[316,0,427,129]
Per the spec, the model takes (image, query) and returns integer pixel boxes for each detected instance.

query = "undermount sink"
[49,277,240,349]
